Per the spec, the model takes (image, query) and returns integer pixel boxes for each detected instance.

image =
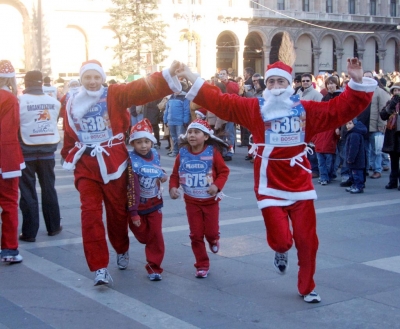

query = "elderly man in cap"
[18,70,62,243]
[61,59,181,286]
[177,56,377,303]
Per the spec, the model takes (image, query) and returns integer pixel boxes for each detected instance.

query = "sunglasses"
[302,80,310,82]
[252,80,259,83]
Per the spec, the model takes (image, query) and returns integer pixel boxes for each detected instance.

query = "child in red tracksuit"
[127,119,168,281]
[169,119,230,278]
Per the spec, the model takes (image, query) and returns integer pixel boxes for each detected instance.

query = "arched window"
[390,0,397,17]
[349,0,355,14]
[303,0,309,11]
[326,0,333,13]
[370,0,376,15]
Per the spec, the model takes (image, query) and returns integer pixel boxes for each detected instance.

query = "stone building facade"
[1,0,399,81]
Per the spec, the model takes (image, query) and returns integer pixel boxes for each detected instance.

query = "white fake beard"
[261,85,295,121]
[71,86,104,120]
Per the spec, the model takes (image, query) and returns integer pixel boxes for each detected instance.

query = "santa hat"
[129,118,157,144]
[265,61,293,84]
[68,79,80,87]
[195,108,207,119]
[80,59,106,83]
[180,119,227,145]
[0,60,15,78]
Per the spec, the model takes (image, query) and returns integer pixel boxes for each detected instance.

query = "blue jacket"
[345,121,367,169]
[163,92,190,126]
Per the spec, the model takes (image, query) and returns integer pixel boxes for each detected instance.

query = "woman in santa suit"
[0,60,25,263]
[61,59,182,285]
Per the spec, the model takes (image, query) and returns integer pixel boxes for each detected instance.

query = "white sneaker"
[94,268,113,286]
[195,269,209,278]
[273,251,288,275]
[148,273,162,281]
[1,254,23,263]
[300,290,321,303]
[117,251,129,270]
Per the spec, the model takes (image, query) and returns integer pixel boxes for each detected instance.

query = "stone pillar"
[335,48,344,75]
[263,45,271,68]
[378,49,386,73]
[313,47,322,76]
[237,45,244,79]
[357,48,365,60]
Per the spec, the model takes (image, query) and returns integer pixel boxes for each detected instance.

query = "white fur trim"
[257,199,296,209]
[348,77,377,92]
[195,110,206,119]
[80,63,106,82]
[185,78,205,101]
[0,72,15,78]
[129,131,157,144]
[162,69,182,93]
[266,68,292,83]
[1,169,22,178]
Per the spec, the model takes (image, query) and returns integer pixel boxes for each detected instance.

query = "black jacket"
[380,97,400,153]
[345,121,367,169]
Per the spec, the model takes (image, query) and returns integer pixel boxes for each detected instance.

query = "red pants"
[0,177,19,251]
[261,200,319,295]
[186,202,220,270]
[77,173,129,272]
[129,209,164,274]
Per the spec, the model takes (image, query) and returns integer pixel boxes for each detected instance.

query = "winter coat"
[380,97,400,153]
[358,86,390,133]
[312,91,341,154]
[144,99,162,125]
[345,121,367,169]
[296,86,323,101]
[163,92,190,126]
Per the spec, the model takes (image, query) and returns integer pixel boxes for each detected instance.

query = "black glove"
[389,94,400,110]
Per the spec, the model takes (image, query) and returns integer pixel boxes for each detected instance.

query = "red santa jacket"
[61,70,180,185]
[186,78,376,209]
[0,89,25,179]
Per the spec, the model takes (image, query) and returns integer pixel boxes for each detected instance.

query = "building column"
[237,45,244,78]
[263,45,271,67]
[335,48,344,74]
[378,49,386,73]
[357,48,365,60]
[313,47,322,76]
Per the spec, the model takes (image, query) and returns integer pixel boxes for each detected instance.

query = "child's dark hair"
[179,132,228,154]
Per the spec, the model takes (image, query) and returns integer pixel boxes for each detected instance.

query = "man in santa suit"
[177,57,377,303]
[61,60,181,286]
[0,60,25,263]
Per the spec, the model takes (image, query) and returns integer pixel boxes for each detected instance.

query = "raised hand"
[176,64,200,84]
[347,57,363,83]
[169,61,184,77]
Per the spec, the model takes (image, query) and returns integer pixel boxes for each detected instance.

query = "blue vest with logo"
[178,145,214,199]
[129,149,164,199]
[72,88,114,144]
[258,95,306,147]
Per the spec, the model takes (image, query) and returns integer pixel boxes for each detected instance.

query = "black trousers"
[389,152,400,185]
[19,158,61,238]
